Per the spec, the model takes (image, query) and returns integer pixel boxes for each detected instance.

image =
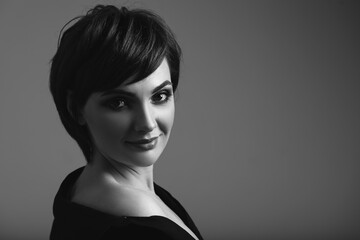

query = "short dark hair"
[49,5,182,162]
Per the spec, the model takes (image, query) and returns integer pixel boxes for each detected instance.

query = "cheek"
[85,112,131,149]
[158,103,175,134]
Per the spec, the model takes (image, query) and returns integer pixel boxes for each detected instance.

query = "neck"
[87,150,155,192]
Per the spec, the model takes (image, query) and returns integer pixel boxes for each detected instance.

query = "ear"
[66,91,86,125]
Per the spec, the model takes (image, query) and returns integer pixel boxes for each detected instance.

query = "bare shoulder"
[107,185,164,217]
[74,180,165,217]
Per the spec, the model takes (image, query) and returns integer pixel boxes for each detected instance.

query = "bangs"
[76,8,170,94]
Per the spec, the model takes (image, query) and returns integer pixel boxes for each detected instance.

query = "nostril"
[135,123,156,133]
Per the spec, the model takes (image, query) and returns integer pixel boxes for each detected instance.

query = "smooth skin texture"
[71,59,199,240]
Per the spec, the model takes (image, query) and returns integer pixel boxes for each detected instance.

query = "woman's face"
[81,59,175,168]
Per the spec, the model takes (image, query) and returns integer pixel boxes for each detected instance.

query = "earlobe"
[66,91,86,125]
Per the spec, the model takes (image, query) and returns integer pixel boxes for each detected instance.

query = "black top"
[50,167,203,240]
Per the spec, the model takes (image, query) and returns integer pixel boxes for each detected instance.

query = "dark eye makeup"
[101,87,173,111]
[151,89,173,104]
[104,97,127,111]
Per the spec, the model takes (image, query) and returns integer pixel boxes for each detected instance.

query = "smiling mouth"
[127,136,158,144]
[125,136,159,151]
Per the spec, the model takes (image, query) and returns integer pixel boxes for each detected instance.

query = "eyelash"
[105,90,173,111]
[106,98,127,111]
[152,89,173,104]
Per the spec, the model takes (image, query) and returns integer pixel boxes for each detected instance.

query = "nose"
[134,103,157,133]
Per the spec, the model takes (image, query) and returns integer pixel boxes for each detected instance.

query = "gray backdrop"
[0,0,359,239]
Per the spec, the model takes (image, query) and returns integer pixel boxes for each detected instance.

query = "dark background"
[0,1,359,239]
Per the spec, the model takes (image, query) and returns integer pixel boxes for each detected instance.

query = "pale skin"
[70,59,199,240]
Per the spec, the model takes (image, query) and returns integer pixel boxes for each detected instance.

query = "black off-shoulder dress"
[50,167,203,240]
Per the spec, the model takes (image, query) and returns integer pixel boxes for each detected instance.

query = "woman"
[49,5,203,240]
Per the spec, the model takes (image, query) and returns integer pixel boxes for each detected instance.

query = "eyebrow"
[100,80,173,97]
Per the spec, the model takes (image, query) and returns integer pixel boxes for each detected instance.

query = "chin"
[109,142,166,167]
[124,137,168,167]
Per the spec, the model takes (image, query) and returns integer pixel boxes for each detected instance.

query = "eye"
[106,98,127,111]
[152,90,172,104]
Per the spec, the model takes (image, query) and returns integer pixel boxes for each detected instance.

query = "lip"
[128,136,158,144]
[125,136,159,151]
